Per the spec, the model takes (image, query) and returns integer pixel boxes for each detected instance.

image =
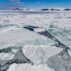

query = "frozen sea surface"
[0,11,71,71]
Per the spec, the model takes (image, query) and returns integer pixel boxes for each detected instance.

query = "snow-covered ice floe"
[7,64,55,71]
[23,45,63,65]
[0,11,71,71]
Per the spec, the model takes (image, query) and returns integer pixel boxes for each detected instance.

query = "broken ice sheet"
[48,26,71,49]
[0,25,58,71]
[0,27,56,49]
[0,12,71,71]
[47,49,71,71]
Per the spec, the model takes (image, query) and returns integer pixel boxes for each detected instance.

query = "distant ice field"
[0,10,71,14]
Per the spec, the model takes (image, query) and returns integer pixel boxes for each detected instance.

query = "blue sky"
[0,0,71,9]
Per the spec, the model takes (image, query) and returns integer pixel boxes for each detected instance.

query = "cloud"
[10,0,21,4]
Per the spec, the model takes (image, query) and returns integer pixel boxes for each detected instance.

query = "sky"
[0,0,71,9]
